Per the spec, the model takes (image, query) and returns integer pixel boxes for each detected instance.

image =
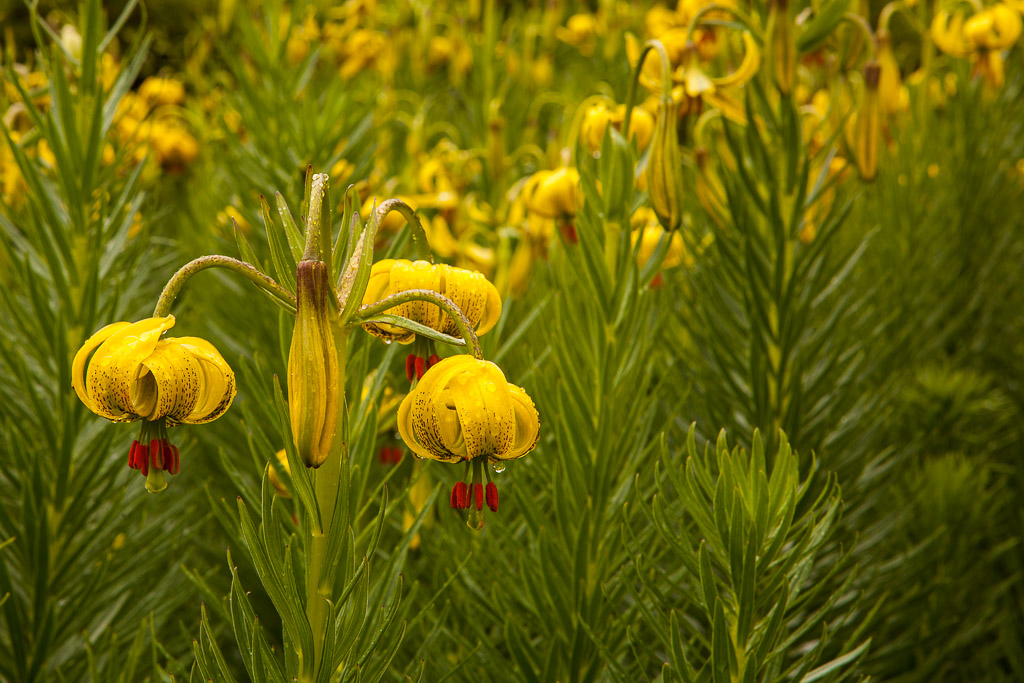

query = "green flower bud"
[288,260,339,468]
[856,62,881,181]
[769,0,795,95]
[646,95,685,232]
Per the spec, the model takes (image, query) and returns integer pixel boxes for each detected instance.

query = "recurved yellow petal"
[172,337,237,423]
[73,320,131,417]
[449,360,514,459]
[87,316,176,422]
[500,385,541,460]
[397,356,540,464]
[713,32,760,88]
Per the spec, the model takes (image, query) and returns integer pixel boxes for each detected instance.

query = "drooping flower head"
[361,259,502,381]
[361,260,502,343]
[72,315,236,492]
[397,355,540,529]
[522,168,581,220]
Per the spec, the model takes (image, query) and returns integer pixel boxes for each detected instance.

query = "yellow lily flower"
[397,355,540,528]
[579,102,656,154]
[631,208,687,270]
[360,259,502,346]
[522,168,581,219]
[138,76,186,107]
[964,4,1022,50]
[877,32,905,115]
[556,13,605,56]
[72,315,236,492]
[932,11,974,58]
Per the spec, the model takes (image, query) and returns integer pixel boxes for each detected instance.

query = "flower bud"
[288,260,339,468]
[769,0,795,95]
[856,62,881,181]
[646,96,685,231]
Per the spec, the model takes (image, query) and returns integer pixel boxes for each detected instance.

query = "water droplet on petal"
[492,462,506,474]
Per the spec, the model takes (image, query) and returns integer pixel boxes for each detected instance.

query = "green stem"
[842,12,878,60]
[374,199,434,263]
[352,288,483,359]
[305,328,348,680]
[623,41,670,143]
[152,255,296,317]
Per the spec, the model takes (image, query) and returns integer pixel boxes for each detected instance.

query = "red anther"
[137,443,150,473]
[450,482,469,509]
[406,354,417,382]
[650,273,665,289]
[150,439,161,469]
[414,355,426,379]
[561,222,578,244]
[485,482,499,512]
[473,483,484,511]
[378,446,403,464]
[169,445,180,475]
[128,440,140,469]
[427,354,441,368]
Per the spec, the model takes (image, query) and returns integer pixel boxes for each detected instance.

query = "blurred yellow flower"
[557,13,605,56]
[269,449,292,498]
[139,77,187,107]
[522,168,581,219]
[579,102,655,154]
[149,121,199,173]
[631,208,687,269]
[964,4,1022,50]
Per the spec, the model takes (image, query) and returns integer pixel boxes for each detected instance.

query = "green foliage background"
[1,0,1022,681]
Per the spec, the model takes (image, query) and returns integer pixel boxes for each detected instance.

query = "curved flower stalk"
[397,355,540,529]
[358,259,498,380]
[360,259,501,344]
[72,315,236,493]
